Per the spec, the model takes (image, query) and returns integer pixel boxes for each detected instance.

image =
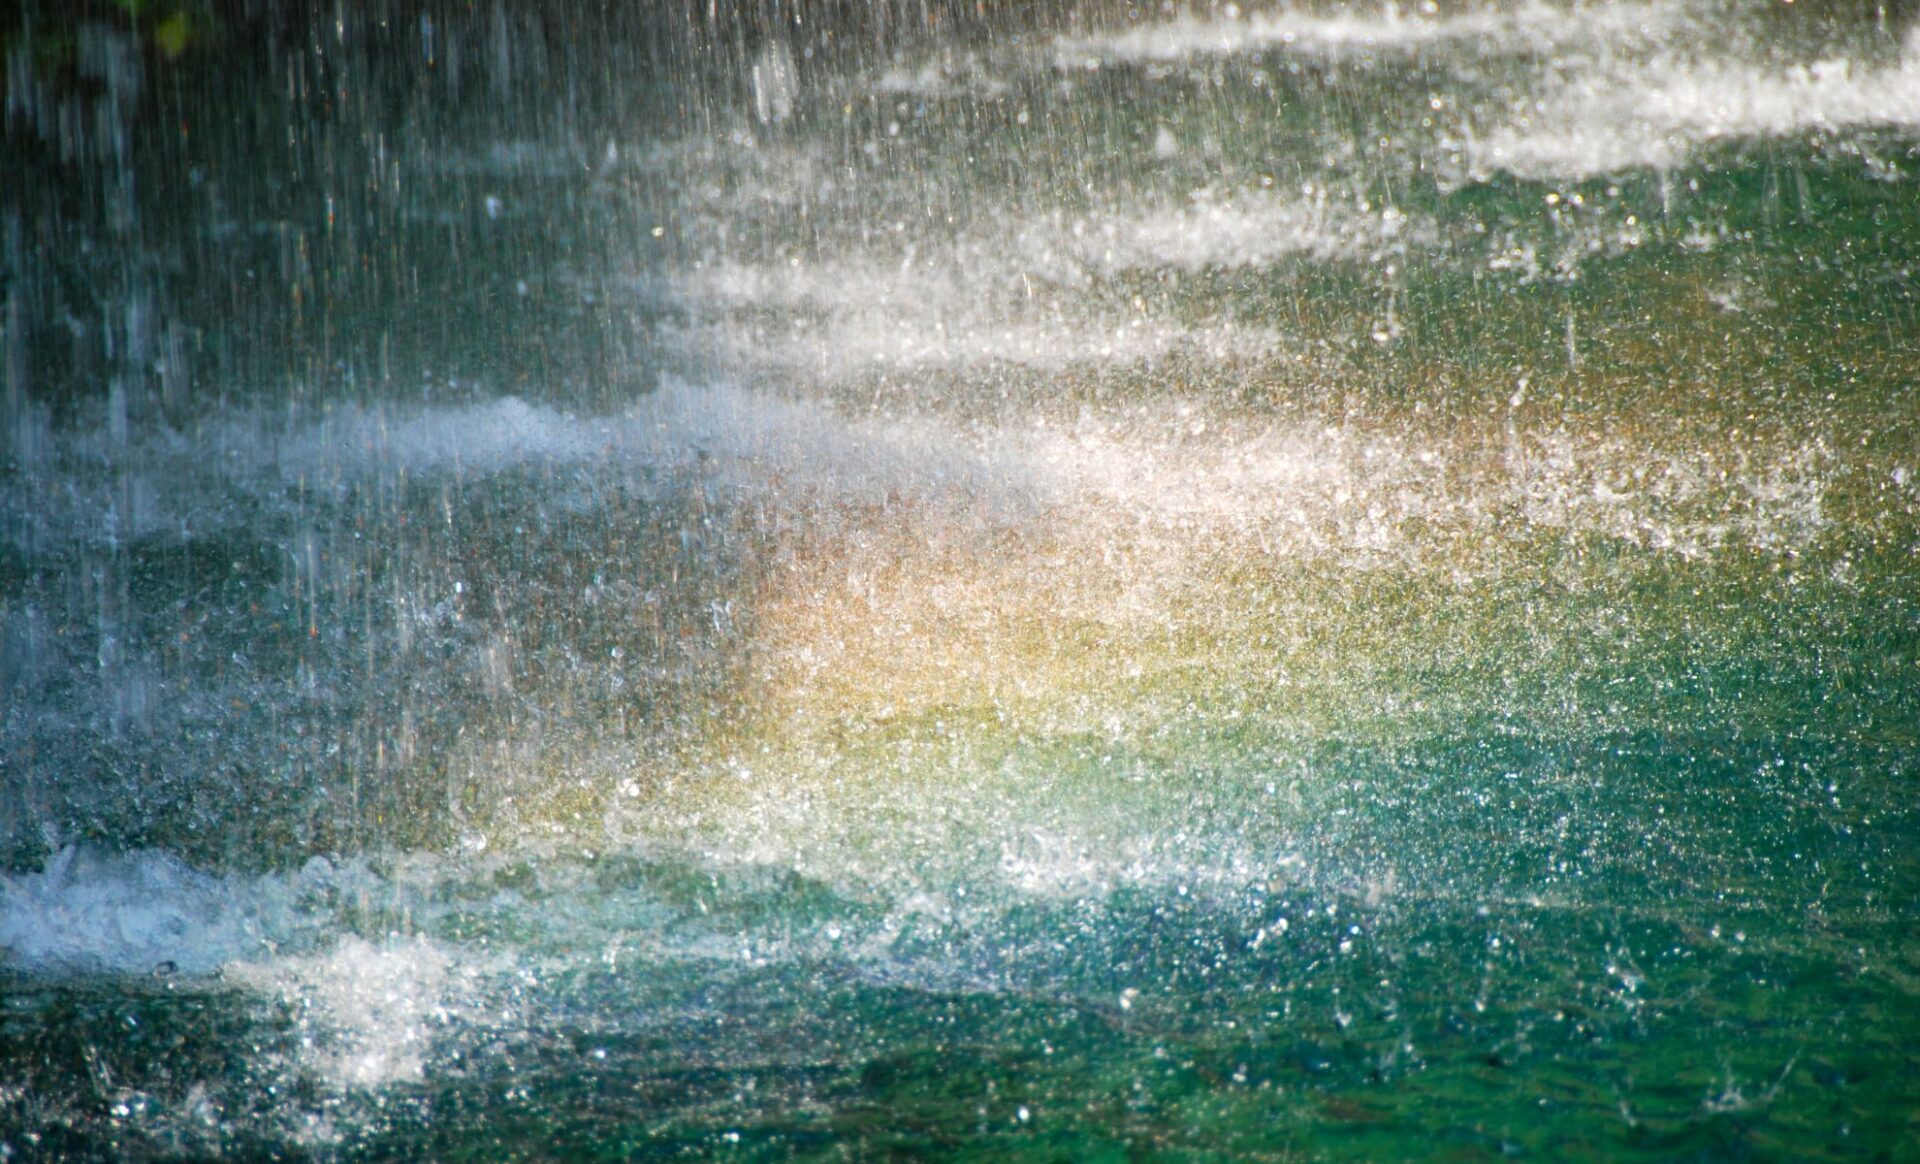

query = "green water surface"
[3,0,1918,1159]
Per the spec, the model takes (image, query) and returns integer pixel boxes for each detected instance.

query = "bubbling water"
[2,0,1917,1156]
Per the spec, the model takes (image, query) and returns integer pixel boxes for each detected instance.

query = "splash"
[1467,29,1920,179]
[0,846,282,975]
[229,934,500,1091]
[1056,0,1683,66]
[666,190,1417,379]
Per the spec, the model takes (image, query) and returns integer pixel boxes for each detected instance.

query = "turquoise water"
[3,0,1918,1158]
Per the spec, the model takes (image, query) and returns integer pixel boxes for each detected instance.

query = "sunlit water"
[3,1,1918,1159]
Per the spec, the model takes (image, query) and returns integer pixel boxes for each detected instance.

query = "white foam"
[0,846,314,975]
[666,187,1406,379]
[0,845,508,1093]
[262,376,1840,573]
[874,49,1011,97]
[287,395,606,479]
[218,383,1022,521]
[993,825,1279,901]
[1057,0,1681,66]
[1014,409,1839,564]
[229,934,498,1090]
[1089,187,1427,272]
[631,378,1026,513]
[1467,30,1920,179]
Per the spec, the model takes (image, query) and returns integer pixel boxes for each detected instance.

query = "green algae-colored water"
[2,1,1917,1159]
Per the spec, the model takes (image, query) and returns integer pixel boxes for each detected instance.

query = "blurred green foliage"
[5,0,213,76]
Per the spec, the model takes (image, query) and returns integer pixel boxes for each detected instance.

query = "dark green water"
[3,1,1918,1159]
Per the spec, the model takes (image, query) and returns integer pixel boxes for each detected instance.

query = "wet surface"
[3,1,1918,1158]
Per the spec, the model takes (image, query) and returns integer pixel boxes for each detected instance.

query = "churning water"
[2,0,1917,1158]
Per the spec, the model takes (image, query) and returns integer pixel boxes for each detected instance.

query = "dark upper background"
[1,0,1041,432]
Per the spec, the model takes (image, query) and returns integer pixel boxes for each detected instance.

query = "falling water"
[2,0,1917,1158]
